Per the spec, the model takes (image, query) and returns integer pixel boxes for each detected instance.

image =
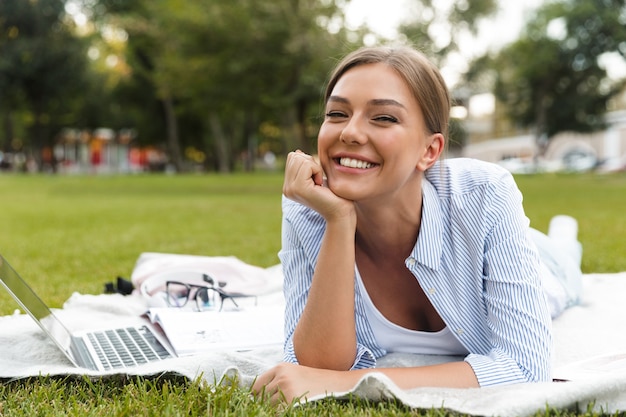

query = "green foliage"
[95,0,358,172]
[487,0,626,141]
[8,0,594,177]
[0,0,362,173]
[399,0,498,63]
[0,0,91,156]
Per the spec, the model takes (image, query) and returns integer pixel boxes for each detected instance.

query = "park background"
[2,0,626,175]
[1,1,626,415]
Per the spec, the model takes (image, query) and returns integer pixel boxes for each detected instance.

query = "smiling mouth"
[337,157,376,169]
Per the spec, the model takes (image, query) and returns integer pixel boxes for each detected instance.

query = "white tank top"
[356,267,468,356]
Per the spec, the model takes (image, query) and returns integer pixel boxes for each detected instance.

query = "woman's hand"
[251,361,480,405]
[251,362,358,405]
[283,150,355,222]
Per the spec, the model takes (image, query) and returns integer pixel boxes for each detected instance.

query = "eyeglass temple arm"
[201,273,258,310]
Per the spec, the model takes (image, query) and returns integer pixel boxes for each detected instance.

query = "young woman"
[252,45,583,403]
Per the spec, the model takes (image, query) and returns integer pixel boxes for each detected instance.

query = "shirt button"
[456,328,464,335]
[429,287,436,295]
[407,257,416,267]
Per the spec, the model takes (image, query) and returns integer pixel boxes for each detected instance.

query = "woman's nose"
[339,118,368,145]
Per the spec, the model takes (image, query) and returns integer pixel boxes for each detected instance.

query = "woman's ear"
[417,133,445,171]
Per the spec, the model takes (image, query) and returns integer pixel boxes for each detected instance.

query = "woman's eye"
[373,115,398,123]
[325,111,346,118]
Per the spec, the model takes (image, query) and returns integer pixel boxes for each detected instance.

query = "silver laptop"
[0,254,176,371]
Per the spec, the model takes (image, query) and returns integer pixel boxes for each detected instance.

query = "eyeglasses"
[165,274,257,312]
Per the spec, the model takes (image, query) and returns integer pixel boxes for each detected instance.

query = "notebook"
[0,254,176,372]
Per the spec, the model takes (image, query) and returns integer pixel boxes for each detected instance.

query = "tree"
[478,0,626,149]
[0,0,90,170]
[157,0,357,170]
[398,0,498,66]
[88,0,355,172]
[260,0,359,157]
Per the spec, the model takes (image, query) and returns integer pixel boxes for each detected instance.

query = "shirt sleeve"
[464,169,553,386]
[278,196,378,369]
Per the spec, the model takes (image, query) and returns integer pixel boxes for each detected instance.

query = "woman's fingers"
[290,151,324,186]
[283,150,355,222]
[252,366,289,404]
[292,149,312,159]
[284,151,324,195]
[253,362,318,405]
[251,368,274,396]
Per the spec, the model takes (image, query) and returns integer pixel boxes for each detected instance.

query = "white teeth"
[339,157,374,169]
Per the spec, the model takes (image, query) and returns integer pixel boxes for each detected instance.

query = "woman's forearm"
[293,216,358,370]
[374,361,479,389]
[325,361,479,395]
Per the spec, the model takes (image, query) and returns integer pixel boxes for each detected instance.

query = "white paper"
[147,305,284,356]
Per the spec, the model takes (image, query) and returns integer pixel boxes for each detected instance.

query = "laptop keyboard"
[87,325,172,370]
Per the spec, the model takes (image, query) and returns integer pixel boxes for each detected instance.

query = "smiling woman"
[252,45,584,404]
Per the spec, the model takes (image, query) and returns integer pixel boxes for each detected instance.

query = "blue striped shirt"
[279,158,553,386]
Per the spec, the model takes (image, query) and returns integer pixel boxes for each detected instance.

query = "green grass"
[0,173,284,313]
[0,171,624,416]
[0,374,427,416]
[515,172,626,273]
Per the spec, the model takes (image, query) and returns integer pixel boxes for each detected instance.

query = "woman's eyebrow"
[369,98,406,109]
[327,96,406,109]
[327,95,350,104]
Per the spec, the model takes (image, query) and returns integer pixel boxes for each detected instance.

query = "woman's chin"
[326,182,365,202]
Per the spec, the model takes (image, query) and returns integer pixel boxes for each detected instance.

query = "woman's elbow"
[293,341,356,371]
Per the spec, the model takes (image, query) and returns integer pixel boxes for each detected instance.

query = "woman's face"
[317,63,440,203]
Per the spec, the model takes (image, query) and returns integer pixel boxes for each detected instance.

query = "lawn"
[0,173,284,314]
[0,171,624,416]
[515,172,626,274]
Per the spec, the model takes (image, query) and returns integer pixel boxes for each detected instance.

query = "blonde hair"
[324,46,451,141]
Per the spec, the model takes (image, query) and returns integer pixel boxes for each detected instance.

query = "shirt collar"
[410,178,444,270]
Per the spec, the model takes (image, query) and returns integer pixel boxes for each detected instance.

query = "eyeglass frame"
[165,274,257,312]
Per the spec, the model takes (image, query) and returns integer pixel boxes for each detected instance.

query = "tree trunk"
[243,111,258,172]
[281,107,306,155]
[3,111,13,152]
[295,97,312,155]
[208,112,231,173]
[31,103,47,172]
[162,96,183,172]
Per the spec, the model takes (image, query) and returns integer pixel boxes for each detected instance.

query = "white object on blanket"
[130,252,283,302]
[1,263,626,416]
[145,304,284,356]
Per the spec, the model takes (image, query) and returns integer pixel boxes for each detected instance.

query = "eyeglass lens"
[166,281,219,311]
[166,280,255,311]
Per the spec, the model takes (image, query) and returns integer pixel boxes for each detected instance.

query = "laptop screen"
[0,255,52,318]
[0,255,74,355]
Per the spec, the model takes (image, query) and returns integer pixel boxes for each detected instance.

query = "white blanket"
[1,267,625,417]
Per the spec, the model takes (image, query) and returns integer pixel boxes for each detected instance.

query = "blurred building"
[458,92,626,173]
[53,127,167,174]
